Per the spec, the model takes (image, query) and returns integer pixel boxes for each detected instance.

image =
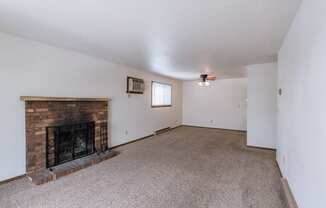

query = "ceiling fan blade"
[207,75,216,81]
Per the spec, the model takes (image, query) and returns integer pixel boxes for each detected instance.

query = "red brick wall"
[25,101,108,175]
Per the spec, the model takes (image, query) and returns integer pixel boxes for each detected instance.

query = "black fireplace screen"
[46,122,95,168]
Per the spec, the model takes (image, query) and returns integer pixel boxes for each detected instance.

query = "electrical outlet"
[282,156,286,165]
[210,120,214,123]
[125,130,128,135]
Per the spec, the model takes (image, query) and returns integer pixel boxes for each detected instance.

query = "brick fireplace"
[21,96,117,184]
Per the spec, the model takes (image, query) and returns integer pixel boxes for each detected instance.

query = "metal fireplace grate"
[99,123,108,152]
[46,122,95,168]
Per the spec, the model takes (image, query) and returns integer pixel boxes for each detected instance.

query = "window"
[151,81,172,107]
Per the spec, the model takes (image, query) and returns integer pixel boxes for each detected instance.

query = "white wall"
[247,63,277,149]
[0,32,183,182]
[182,78,247,131]
[277,0,326,207]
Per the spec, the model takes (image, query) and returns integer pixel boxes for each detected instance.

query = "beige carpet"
[0,126,286,208]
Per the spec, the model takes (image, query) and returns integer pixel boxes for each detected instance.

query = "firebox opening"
[46,122,95,168]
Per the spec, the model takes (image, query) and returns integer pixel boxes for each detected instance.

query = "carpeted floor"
[0,126,286,208]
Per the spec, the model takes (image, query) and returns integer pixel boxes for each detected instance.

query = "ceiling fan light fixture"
[198,80,210,86]
[198,74,214,86]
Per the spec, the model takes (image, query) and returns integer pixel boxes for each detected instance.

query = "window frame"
[151,81,173,108]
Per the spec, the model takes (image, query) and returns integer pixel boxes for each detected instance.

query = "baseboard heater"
[154,127,171,135]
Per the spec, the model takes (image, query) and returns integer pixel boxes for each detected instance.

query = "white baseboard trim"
[281,178,299,208]
[181,124,247,132]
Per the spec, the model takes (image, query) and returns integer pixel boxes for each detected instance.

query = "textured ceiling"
[0,0,301,79]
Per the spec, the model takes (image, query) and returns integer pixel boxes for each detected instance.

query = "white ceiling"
[0,0,301,80]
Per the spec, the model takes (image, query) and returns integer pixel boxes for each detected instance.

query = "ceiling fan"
[198,74,216,86]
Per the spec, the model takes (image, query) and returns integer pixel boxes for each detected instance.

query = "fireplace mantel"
[20,96,110,102]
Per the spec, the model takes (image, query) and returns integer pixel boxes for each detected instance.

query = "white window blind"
[152,82,172,107]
